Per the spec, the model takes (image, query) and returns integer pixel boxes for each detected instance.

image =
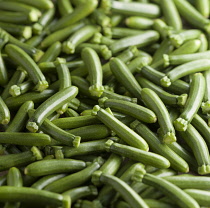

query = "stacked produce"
[1,0,210,207]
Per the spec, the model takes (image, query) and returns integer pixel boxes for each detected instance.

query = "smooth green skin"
[0,96,10,125]
[72,75,136,103]
[167,141,197,169]
[31,174,66,190]
[9,80,34,97]
[96,162,144,207]
[137,76,186,106]
[34,7,55,31]
[5,0,54,10]
[68,124,111,141]
[140,186,163,199]
[0,151,36,171]
[111,27,144,38]
[2,70,26,100]
[119,162,145,184]
[110,14,123,27]
[174,73,205,131]
[2,28,44,61]
[92,106,149,151]
[0,22,32,39]
[170,39,201,55]
[132,120,189,173]
[195,0,210,17]
[65,108,79,117]
[164,175,210,189]
[71,65,88,77]
[44,161,101,193]
[63,25,98,54]
[38,41,61,63]
[152,19,173,39]
[202,69,210,112]
[102,89,136,103]
[125,16,153,30]
[103,46,137,80]
[0,11,33,24]
[0,31,8,87]
[25,34,45,47]
[106,140,170,169]
[91,9,110,28]
[169,30,201,48]
[160,0,182,30]
[141,65,189,95]
[75,200,101,208]
[63,186,97,203]
[27,86,78,131]
[98,172,149,208]
[54,58,71,114]
[184,189,210,206]
[111,1,160,18]
[5,101,33,132]
[82,47,104,97]
[141,88,176,144]
[76,43,112,60]
[29,110,78,147]
[116,200,175,208]
[0,53,8,87]
[52,115,101,129]
[0,2,41,16]
[41,118,79,146]
[198,34,208,52]
[110,58,142,101]
[99,153,122,176]
[127,54,152,73]
[50,0,98,32]
[5,88,56,109]
[39,60,83,73]
[0,186,69,208]
[0,175,6,186]
[41,21,85,48]
[173,0,210,32]
[7,167,22,187]
[165,50,210,66]
[151,38,174,67]
[63,139,107,158]
[178,124,210,175]
[109,30,159,54]
[5,44,48,91]
[0,132,51,146]
[5,167,23,208]
[101,98,157,123]
[58,0,74,16]
[58,0,73,16]
[130,169,177,197]
[162,60,210,86]
[143,174,200,208]
[25,159,86,177]
[192,114,210,146]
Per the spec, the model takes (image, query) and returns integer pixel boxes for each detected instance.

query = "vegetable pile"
[1,0,210,207]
